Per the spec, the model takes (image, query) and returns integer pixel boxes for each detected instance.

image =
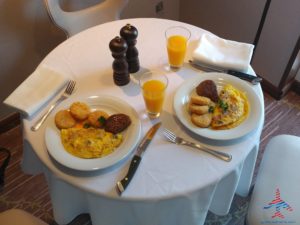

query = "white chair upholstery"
[247,134,300,225]
[44,0,128,37]
[0,209,47,225]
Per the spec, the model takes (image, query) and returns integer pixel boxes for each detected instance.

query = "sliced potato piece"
[191,113,212,128]
[55,110,76,129]
[70,102,90,120]
[190,95,211,106]
[189,104,209,115]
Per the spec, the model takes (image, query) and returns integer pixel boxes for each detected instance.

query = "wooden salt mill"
[120,24,140,73]
[109,36,130,86]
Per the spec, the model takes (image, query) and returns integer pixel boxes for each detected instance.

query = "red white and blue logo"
[264,188,293,219]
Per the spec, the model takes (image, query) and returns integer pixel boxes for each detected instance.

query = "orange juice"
[142,79,166,118]
[167,35,188,68]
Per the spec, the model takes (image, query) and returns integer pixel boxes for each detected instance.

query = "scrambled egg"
[61,127,122,159]
[211,84,249,129]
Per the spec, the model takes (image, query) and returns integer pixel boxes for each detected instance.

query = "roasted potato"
[55,110,76,129]
[190,95,211,106]
[88,110,109,128]
[191,113,212,128]
[70,102,90,120]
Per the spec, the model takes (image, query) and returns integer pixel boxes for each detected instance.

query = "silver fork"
[31,80,76,131]
[163,129,232,162]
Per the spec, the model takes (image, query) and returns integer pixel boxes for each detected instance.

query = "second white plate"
[173,73,263,141]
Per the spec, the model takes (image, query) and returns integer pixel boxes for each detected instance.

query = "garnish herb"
[209,106,215,113]
[98,116,106,125]
[83,123,91,128]
[218,100,228,112]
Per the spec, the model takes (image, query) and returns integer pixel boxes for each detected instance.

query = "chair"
[246,135,300,225]
[0,209,47,225]
[44,0,129,37]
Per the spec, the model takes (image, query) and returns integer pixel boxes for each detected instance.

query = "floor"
[0,90,299,225]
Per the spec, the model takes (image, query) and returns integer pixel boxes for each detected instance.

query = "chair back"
[44,0,128,37]
[0,209,48,225]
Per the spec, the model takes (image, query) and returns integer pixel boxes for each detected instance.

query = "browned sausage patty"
[104,114,131,134]
[196,80,219,103]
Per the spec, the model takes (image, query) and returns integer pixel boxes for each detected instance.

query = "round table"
[22,18,264,225]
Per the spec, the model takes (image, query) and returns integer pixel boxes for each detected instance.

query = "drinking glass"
[165,26,191,70]
[139,71,168,119]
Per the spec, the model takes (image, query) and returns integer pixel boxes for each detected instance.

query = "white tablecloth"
[21,18,264,225]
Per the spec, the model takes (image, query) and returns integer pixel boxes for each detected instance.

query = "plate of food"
[45,95,141,171]
[173,72,263,141]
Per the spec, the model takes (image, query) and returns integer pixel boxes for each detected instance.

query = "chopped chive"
[218,100,228,112]
[98,116,106,125]
[83,123,91,128]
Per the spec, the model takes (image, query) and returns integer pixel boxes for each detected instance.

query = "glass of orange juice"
[139,71,168,119]
[165,26,191,70]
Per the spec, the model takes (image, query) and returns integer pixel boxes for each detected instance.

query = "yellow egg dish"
[211,84,249,129]
[61,127,122,159]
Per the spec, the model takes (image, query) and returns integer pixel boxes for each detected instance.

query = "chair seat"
[247,135,300,225]
[0,209,47,225]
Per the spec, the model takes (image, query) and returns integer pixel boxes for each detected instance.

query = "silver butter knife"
[116,122,162,195]
[189,60,262,85]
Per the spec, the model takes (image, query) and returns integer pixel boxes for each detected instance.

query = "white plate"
[45,95,141,171]
[173,73,263,141]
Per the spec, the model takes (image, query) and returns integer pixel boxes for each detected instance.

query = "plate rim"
[45,94,141,171]
[173,72,263,141]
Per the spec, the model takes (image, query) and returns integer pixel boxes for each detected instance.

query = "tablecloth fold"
[192,33,254,72]
[4,66,68,118]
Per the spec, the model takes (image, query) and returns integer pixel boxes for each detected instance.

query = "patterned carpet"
[0,91,299,225]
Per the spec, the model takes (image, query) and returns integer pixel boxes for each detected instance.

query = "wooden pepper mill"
[109,36,130,86]
[120,24,140,73]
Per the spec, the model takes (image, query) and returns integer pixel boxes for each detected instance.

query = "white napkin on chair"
[4,66,69,118]
[192,33,254,72]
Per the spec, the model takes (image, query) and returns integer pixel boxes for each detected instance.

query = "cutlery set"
[189,60,262,85]
[116,122,162,195]
[31,80,76,131]
[163,129,232,162]
[116,124,232,195]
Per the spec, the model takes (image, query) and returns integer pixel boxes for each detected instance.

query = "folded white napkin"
[4,66,69,118]
[192,33,254,72]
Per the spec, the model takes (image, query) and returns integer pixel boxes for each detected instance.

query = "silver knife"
[189,60,262,85]
[116,122,162,195]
